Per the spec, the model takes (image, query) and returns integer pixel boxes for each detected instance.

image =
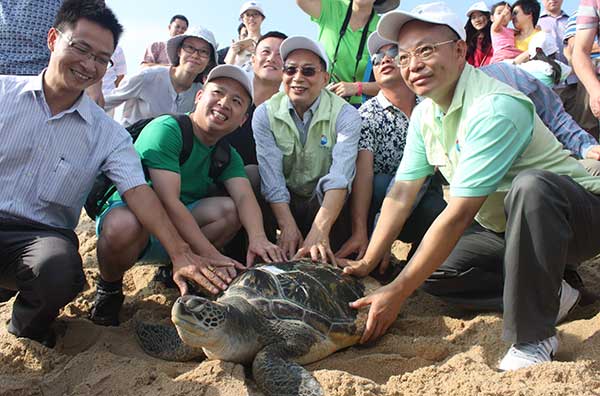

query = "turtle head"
[171,295,227,348]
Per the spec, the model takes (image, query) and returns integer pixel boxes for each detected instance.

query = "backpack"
[84,113,231,220]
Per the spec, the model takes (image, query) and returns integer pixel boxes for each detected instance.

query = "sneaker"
[498,335,559,371]
[89,287,124,326]
[556,280,580,324]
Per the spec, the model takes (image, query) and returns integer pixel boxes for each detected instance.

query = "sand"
[1,213,600,396]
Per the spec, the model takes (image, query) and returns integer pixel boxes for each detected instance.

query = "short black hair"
[170,14,189,27]
[237,22,247,36]
[512,0,541,26]
[54,0,123,49]
[256,31,288,49]
[491,1,510,15]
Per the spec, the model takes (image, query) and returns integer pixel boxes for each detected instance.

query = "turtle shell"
[221,260,365,337]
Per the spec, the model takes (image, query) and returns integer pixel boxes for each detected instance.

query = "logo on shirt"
[455,139,461,153]
[320,134,328,146]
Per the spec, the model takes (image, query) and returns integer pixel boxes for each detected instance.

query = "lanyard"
[329,0,375,83]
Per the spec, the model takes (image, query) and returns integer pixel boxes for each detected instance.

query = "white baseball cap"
[367,31,397,56]
[205,64,254,101]
[239,1,265,19]
[167,26,218,66]
[528,31,559,58]
[280,36,330,70]
[377,1,466,43]
[466,1,490,17]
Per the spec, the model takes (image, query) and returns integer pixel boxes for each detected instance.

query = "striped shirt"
[0,72,146,230]
[481,63,598,158]
[577,0,600,32]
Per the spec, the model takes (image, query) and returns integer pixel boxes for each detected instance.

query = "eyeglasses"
[56,28,113,68]
[243,11,262,19]
[371,46,399,66]
[181,44,212,59]
[282,65,320,77]
[395,40,457,68]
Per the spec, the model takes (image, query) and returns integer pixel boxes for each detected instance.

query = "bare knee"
[99,207,147,249]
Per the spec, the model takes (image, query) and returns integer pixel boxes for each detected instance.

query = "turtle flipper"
[252,347,323,396]
[134,320,205,362]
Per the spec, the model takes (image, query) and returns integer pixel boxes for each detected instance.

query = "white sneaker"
[556,280,580,324]
[498,335,559,371]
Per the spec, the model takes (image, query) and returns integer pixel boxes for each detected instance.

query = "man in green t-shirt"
[91,65,285,327]
[339,3,600,371]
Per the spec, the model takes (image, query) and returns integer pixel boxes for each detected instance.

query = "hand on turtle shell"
[336,257,376,277]
[294,230,337,265]
[335,231,369,260]
[171,252,238,296]
[246,236,287,267]
[350,282,406,344]
[277,224,304,260]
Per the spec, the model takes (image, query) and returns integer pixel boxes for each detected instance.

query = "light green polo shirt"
[396,65,600,232]
[311,0,379,105]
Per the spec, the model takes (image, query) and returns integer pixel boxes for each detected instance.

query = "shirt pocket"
[39,157,91,208]
[275,133,295,157]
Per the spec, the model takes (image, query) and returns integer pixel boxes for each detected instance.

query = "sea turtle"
[135,260,379,396]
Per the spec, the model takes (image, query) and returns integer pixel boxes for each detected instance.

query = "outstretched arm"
[573,27,600,118]
[296,0,322,19]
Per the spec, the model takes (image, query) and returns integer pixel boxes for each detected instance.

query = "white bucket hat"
[367,31,397,56]
[280,36,330,70]
[373,0,401,14]
[239,1,265,19]
[167,26,218,66]
[377,1,466,43]
[466,1,490,17]
[205,64,254,101]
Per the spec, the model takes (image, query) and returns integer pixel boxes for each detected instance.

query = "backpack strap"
[171,113,194,165]
[209,139,231,181]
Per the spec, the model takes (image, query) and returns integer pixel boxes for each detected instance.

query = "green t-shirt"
[311,0,379,105]
[109,115,247,206]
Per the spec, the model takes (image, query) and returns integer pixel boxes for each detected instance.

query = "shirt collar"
[21,70,94,125]
[375,90,396,110]
[287,93,322,120]
[436,64,472,118]
[540,9,568,18]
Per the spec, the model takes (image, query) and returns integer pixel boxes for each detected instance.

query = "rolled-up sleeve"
[253,104,291,203]
[315,104,361,202]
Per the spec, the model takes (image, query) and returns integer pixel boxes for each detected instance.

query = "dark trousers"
[0,224,85,339]
[421,170,600,343]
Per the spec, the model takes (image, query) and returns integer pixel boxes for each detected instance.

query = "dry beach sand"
[1,213,600,396]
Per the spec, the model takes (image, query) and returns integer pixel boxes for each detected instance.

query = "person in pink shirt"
[490,2,529,63]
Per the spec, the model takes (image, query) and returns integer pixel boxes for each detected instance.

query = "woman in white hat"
[224,1,266,67]
[104,27,218,127]
[296,0,399,107]
[465,1,494,67]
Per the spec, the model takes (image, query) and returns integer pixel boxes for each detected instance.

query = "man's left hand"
[246,236,287,267]
[293,228,336,265]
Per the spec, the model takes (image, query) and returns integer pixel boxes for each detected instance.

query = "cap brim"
[377,11,414,42]
[373,0,400,14]
[280,36,329,70]
[206,65,254,101]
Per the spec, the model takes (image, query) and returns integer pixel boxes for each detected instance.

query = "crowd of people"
[1,0,600,376]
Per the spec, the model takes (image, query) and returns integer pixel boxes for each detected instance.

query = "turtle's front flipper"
[252,346,323,396]
[135,320,205,362]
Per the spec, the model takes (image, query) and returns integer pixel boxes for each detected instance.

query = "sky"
[105,0,582,75]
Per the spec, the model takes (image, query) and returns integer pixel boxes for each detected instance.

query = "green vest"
[419,65,600,232]
[267,89,347,198]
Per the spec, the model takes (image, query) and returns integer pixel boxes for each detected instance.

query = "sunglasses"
[282,65,320,77]
[371,46,399,66]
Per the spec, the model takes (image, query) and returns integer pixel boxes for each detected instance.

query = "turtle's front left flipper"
[252,346,323,396]
[135,320,206,362]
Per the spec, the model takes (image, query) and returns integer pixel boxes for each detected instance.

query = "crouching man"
[341,2,600,371]
[92,64,285,326]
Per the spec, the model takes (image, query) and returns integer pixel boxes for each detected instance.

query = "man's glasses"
[371,46,399,66]
[56,28,113,68]
[395,40,457,68]
[282,65,320,77]
[181,44,212,59]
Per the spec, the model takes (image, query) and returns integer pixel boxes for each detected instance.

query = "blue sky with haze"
[105,0,581,74]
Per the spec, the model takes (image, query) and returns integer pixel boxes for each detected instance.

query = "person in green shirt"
[339,2,600,371]
[296,0,399,105]
[91,65,285,327]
